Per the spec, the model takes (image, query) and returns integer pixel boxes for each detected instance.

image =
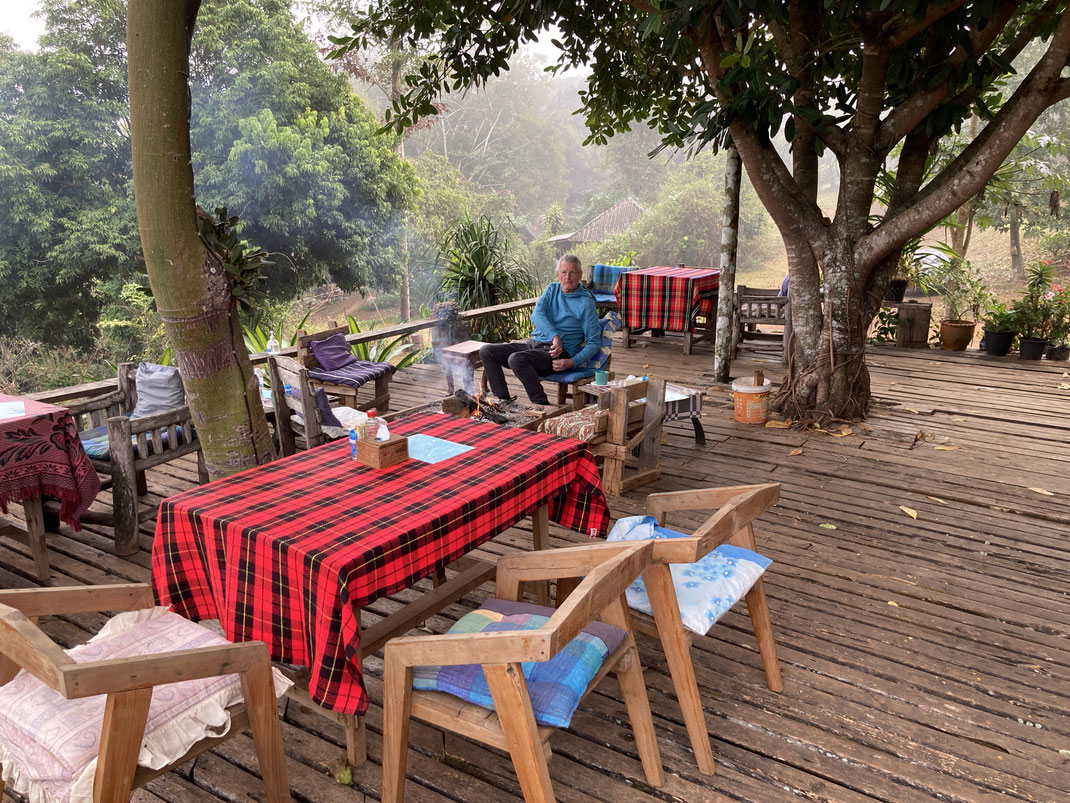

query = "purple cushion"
[310,333,357,371]
[314,389,342,428]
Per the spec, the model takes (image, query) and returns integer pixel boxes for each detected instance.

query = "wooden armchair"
[732,285,792,364]
[0,583,290,802]
[27,363,205,556]
[381,541,664,803]
[267,354,329,456]
[540,378,665,496]
[600,483,782,774]
[296,326,392,412]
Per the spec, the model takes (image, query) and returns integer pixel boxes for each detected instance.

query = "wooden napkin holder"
[355,434,409,469]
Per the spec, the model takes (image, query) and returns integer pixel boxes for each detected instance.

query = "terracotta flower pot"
[939,320,976,351]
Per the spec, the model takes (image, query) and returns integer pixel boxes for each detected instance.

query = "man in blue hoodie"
[480,254,601,405]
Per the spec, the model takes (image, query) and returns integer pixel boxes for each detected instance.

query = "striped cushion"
[412,598,626,728]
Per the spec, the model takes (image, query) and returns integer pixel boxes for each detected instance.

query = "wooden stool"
[441,340,489,394]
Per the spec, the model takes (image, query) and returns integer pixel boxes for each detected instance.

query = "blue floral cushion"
[606,515,772,635]
[412,598,626,728]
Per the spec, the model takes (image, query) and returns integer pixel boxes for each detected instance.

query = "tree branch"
[886,0,966,49]
[860,9,1070,269]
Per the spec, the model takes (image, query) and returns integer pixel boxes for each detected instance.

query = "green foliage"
[932,259,992,322]
[981,301,1018,333]
[0,336,111,395]
[241,306,313,354]
[437,214,536,342]
[1012,261,1058,339]
[870,309,899,344]
[96,280,171,364]
[344,315,426,367]
[198,207,273,311]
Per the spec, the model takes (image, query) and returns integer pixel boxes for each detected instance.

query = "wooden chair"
[381,541,664,803]
[0,583,290,802]
[267,354,329,456]
[540,378,666,496]
[296,326,391,412]
[599,483,782,774]
[732,285,792,364]
[27,363,206,556]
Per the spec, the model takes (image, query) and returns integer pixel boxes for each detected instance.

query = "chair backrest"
[267,354,324,455]
[295,325,349,370]
[589,264,636,294]
[736,286,790,323]
[644,483,781,564]
[585,311,621,371]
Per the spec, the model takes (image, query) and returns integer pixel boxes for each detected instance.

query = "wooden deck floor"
[3,334,1069,802]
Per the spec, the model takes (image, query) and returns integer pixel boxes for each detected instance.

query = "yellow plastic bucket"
[732,378,772,424]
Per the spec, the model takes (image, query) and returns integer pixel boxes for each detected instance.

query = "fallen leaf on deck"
[1058,383,1070,390]
[899,505,918,519]
[642,364,649,368]
[1028,487,1055,496]
[331,757,354,786]
[889,381,896,385]
[905,407,920,414]
[951,416,967,422]
[765,420,791,428]
[926,495,948,504]
[819,523,837,530]
[1063,372,1069,377]
[934,445,958,451]
[830,430,851,438]
[788,448,803,456]
[887,600,900,607]
[1060,749,1070,757]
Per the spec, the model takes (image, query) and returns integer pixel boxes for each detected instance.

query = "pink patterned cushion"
[0,608,289,803]
[538,406,605,441]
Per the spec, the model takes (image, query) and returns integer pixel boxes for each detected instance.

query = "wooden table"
[615,266,720,354]
[151,412,609,766]
[0,394,100,580]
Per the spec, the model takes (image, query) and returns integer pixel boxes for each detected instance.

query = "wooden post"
[108,416,140,556]
[713,139,742,382]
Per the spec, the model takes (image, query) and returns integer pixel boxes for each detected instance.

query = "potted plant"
[1046,283,1070,360]
[934,259,990,351]
[1015,261,1056,360]
[888,239,949,301]
[980,301,1017,357]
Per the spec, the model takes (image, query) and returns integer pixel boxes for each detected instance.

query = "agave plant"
[437,214,536,342]
[345,315,427,368]
[241,309,313,354]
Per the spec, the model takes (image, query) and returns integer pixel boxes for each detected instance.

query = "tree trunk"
[1009,203,1025,281]
[128,0,274,479]
[713,141,741,384]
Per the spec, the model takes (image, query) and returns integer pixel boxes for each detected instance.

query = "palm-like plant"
[437,214,536,342]
[345,315,426,367]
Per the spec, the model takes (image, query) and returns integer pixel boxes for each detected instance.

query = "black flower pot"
[1046,345,1070,361]
[884,278,908,303]
[1019,337,1048,360]
[983,329,1014,357]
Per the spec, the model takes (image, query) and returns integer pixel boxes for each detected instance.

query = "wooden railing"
[25,298,541,400]
[246,297,539,365]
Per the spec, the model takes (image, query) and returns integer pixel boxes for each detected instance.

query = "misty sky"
[3,0,43,50]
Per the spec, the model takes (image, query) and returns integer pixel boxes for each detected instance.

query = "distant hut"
[547,196,645,253]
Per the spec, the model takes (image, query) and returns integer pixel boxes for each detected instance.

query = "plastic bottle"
[376,420,391,441]
[364,409,380,441]
[266,334,280,354]
[349,428,359,460]
[254,367,270,401]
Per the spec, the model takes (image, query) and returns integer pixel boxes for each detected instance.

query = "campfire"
[440,389,512,424]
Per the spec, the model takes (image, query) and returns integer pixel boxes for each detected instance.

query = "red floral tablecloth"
[615,266,720,332]
[152,412,610,716]
[0,393,100,529]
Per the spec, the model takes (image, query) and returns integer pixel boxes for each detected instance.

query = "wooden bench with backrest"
[732,285,791,363]
[0,583,291,802]
[295,325,392,412]
[26,363,205,556]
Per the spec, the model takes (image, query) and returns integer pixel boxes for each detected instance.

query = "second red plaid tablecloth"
[615,265,720,332]
[152,412,609,716]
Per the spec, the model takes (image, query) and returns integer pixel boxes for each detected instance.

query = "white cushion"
[606,515,771,635]
[0,608,291,803]
[130,363,186,419]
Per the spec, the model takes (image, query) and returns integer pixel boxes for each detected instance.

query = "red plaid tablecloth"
[151,412,609,716]
[615,266,720,332]
[0,394,100,529]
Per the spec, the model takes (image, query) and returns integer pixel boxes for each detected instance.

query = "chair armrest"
[384,630,552,669]
[0,584,155,617]
[59,640,272,699]
[111,406,192,436]
[25,379,119,404]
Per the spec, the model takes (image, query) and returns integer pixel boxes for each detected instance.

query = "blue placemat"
[407,434,474,464]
